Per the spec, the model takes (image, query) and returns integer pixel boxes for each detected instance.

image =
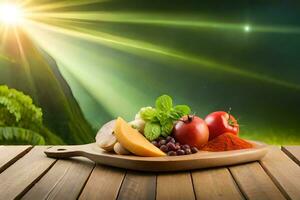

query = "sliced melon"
[114,117,166,157]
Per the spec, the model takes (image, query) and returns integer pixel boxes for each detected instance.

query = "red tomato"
[173,115,209,149]
[204,111,239,140]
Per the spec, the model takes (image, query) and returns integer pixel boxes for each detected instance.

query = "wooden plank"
[22,157,94,200]
[281,146,300,166]
[229,162,285,200]
[192,168,244,200]
[0,146,32,173]
[79,164,125,200]
[260,147,300,200]
[117,171,156,200]
[0,146,56,200]
[156,172,195,200]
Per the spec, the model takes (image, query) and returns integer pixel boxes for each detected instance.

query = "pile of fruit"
[96,95,251,157]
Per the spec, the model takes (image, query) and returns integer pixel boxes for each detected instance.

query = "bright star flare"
[244,25,251,32]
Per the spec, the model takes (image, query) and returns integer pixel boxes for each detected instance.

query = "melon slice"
[114,117,166,157]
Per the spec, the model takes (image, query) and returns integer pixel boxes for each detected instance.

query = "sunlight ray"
[13,28,37,95]
[18,0,33,7]
[27,0,109,12]
[26,12,300,34]
[0,26,9,50]
[59,61,146,119]
[22,22,151,118]
[23,19,300,91]
[0,25,13,63]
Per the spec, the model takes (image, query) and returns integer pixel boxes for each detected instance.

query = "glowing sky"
[1,0,300,143]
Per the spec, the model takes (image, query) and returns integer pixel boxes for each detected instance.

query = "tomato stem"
[227,107,238,127]
[227,107,232,120]
[187,114,194,122]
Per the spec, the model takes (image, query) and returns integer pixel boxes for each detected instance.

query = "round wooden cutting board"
[44,141,269,172]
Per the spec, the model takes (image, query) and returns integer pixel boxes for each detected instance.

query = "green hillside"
[0,29,94,144]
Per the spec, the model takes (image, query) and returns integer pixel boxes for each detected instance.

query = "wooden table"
[0,146,299,200]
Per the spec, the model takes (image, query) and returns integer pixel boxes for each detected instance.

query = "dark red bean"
[167,151,177,156]
[185,149,192,155]
[166,136,172,142]
[175,144,181,150]
[169,138,176,144]
[166,142,176,151]
[191,147,198,153]
[159,139,166,146]
[151,141,159,147]
[160,145,168,152]
[182,144,190,150]
[177,149,185,155]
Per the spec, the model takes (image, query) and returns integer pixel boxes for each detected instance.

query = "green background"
[0,0,300,144]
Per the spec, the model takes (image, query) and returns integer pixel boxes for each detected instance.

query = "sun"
[0,3,24,25]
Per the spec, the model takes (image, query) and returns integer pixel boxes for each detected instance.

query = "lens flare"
[244,25,251,32]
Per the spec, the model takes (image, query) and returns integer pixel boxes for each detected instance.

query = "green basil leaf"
[161,120,174,135]
[173,105,191,116]
[144,122,161,141]
[156,111,168,122]
[140,107,157,121]
[155,95,173,111]
[169,109,181,120]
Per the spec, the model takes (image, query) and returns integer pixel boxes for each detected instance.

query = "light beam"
[24,19,300,91]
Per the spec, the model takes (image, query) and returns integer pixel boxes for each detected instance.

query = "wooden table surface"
[0,146,299,200]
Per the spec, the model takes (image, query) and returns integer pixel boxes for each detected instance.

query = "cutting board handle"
[44,144,95,159]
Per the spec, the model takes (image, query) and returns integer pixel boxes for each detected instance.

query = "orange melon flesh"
[114,117,166,157]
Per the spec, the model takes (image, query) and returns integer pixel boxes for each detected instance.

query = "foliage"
[144,121,161,141]
[0,85,64,145]
[0,127,45,145]
[141,94,191,141]
[0,85,43,131]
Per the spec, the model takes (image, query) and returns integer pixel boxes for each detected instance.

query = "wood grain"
[79,164,125,200]
[0,145,298,200]
[117,171,156,200]
[0,145,32,173]
[281,146,300,166]
[230,162,285,200]
[0,146,56,200]
[260,147,300,200]
[192,168,244,200]
[156,172,195,200]
[22,157,94,200]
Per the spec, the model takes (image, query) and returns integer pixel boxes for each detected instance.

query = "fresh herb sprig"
[140,95,191,141]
